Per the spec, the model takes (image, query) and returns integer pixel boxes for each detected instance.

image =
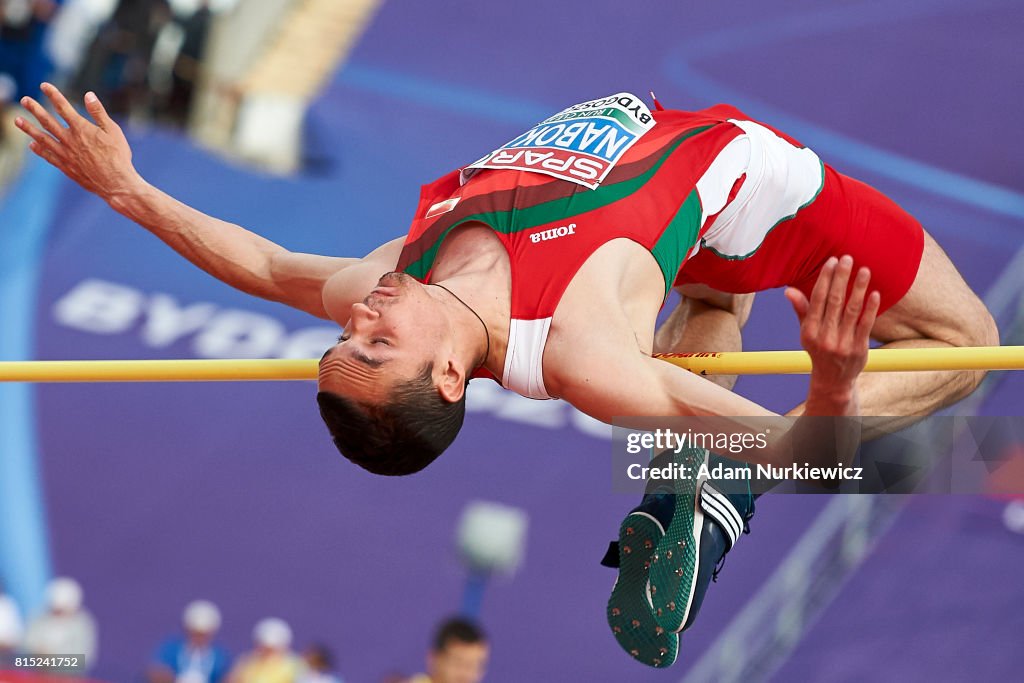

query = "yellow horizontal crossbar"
[0,347,1021,383]
[654,345,1024,375]
[0,359,318,383]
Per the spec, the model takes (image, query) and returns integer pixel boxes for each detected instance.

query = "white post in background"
[456,501,529,619]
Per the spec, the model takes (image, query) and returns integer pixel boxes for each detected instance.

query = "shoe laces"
[711,553,728,583]
[742,494,756,534]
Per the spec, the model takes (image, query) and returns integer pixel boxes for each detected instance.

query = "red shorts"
[676,165,925,314]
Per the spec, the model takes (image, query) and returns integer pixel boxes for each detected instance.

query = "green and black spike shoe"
[648,448,753,633]
[605,496,678,668]
[604,449,756,667]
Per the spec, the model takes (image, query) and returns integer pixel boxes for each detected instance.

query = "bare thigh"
[871,229,997,346]
[672,283,755,323]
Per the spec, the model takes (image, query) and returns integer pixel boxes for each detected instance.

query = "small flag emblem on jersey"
[426,197,460,218]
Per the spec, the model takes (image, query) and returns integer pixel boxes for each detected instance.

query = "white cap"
[46,578,83,613]
[253,618,292,650]
[183,600,221,633]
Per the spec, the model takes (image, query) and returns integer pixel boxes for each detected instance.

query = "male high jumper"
[16,86,997,667]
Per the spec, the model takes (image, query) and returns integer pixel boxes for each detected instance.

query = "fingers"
[84,91,114,131]
[823,255,854,334]
[837,265,871,342]
[805,255,881,351]
[26,137,65,169]
[806,256,837,333]
[41,82,87,130]
[18,94,68,142]
[821,257,882,349]
[854,290,881,347]
[15,115,63,158]
[785,286,809,320]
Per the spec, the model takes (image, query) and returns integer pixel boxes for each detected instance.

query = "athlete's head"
[427,617,489,683]
[316,272,472,475]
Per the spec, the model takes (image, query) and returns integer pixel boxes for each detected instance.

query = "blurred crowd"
[0,577,98,667]
[1,0,217,184]
[1,0,214,120]
[0,577,489,683]
[149,604,346,683]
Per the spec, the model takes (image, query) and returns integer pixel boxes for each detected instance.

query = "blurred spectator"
[148,0,209,126]
[1,0,62,177]
[0,75,26,188]
[408,617,488,683]
[148,600,232,683]
[45,0,119,84]
[72,0,171,118]
[0,586,24,654]
[297,643,343,683]
[0,0,64,101]
[227,618,301,683]
[23,577,98,668]
[0,69,13,128]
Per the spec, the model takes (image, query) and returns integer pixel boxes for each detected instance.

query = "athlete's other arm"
[558,258,879,459]
[15,84,397,320]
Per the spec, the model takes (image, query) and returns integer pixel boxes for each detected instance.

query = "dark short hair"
[433,617,487,652]
[317,363,466,476]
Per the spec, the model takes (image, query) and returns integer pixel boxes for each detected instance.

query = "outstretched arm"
[15,84,391,320]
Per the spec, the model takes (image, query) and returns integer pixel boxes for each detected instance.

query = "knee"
[947,306,998,397]
[951,306,1000,348]
[978,309,1000,348]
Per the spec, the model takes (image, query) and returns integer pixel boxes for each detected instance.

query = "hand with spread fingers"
[785,255,881,414]
[15,83,141,201]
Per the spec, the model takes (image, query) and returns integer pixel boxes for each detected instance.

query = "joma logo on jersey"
[483,148,605,181]
[529,223,576,244]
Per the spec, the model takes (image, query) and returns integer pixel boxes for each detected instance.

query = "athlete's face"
[317,272,452,402]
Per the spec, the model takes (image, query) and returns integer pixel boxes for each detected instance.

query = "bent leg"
[653,284,754,391]
[780,164,998,421]
[857,230,999,416]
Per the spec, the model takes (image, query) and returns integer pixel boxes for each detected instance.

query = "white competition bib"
[461,92,656,190]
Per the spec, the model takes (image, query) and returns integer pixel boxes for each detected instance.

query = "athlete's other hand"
[15,83,140,201]
[785,255,880,410]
